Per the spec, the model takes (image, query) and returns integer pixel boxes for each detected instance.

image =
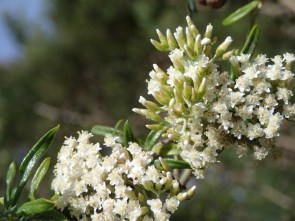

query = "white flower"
[165,197,180,213]
[52,132,183,220]
[253,145,268,160]
[147,199,163,215]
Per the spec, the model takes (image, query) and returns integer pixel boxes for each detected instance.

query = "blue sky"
[0,0,48,63]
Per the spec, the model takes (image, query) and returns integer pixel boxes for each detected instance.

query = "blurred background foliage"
[0,0,295,220]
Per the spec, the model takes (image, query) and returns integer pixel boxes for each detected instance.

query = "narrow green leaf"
[222,1,261,26]
[241,24,260,57]
[123,120,136,147]
[144,130,164,151]
[187,0,197,15]
[21,209,68,221]
[4,161,16,208]
[29,158,51,201]
[16,198,54,215]
[10,126,59,206]
[154,158,191,170]
[91,125,123,138]
[113,119,124,135]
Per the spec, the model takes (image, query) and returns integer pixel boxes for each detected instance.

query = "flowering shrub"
[52,131,193,220]
[133,16,295,179]
[0,4,294,221]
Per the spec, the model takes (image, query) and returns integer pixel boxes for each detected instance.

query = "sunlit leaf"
[222,1,261,26]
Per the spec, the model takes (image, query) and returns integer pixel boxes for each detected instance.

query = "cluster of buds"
[134,16,233,128]
[133,17,295,179]
[52,132,196,221]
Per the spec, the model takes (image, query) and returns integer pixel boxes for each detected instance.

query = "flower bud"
[204,23,213,39]
[185,27,194,49]
[184,44,195,59]
[201,37,211,46]
[140,206,150,216]
[156,29,168,46]
[132,108,162,122]
[171,180,180,194]
[177,192,188,201]
[167,29,178,50]
[194,34,202,55]
[187,186,196,200]
[138,192,145,202]
[143,180,154,191]
[197,77,207,98]
[154,90,171,105]
[159,157,170,171]
[155,182,163,191]
[222,50,234,60]
[183,82,192,101]
[174,27,186,50]
[215,36,232,57]
[150,39,168,51]
[139,96,160,112]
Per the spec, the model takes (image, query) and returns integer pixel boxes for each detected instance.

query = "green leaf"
[144,130,164,151]
[10,126,59,206]
[152,144,179,156]
[123,120,136,147]
[241,24,260,56]
[4,161,16,208]
[187,0,197,15]
[20,209,68,221]
[113,119,124,135]
[222,1,261,26]
[91,125,123,138]
[154,158,191,170]
[29,158,51,201]
[16,198,54,215]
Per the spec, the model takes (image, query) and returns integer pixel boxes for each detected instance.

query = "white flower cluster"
[133,17,295,179]
[52,131,194,221]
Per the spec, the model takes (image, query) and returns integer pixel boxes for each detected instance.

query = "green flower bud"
[184,44,195,59]
[167,29,178,50]
[185,27,194,49]
[143,180,154,191]
[197,77,207,98]
[159,157,170,171]
[194,34,202,55]
[139,96,160,112]
[174,27,186,50]
[204,23,213,39]
[222,50,234,60]
[150,39,168,51]
[215,36,233,57]
[156,29,168,46]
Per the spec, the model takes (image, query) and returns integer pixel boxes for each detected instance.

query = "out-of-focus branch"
[33,102,114,127]
[260,184,294,211]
